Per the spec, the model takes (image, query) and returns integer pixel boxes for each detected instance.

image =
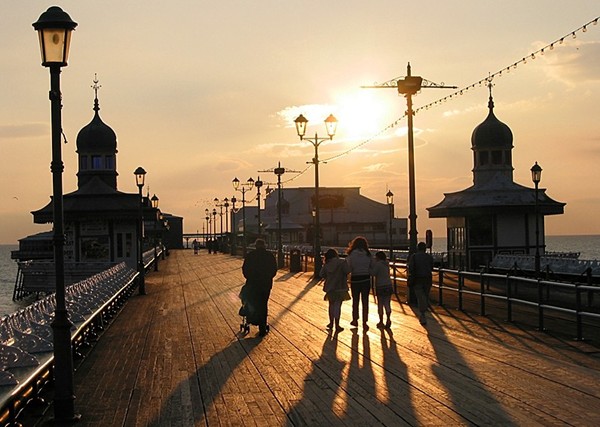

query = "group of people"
[239,236,433,338]
[320,236,433,332]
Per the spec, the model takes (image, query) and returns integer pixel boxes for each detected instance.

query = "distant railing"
[388,259,600,341]
[0,262,138,426]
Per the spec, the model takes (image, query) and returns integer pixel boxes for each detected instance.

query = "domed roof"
[471,95,513,149]
[76,97,117,153]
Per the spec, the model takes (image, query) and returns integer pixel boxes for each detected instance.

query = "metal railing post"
[458,270,464,310]
[537,278,545,331]
[438,268,444,305]
[480,271,486,316]
[506,273,513,322]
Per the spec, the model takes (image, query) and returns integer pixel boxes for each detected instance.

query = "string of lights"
[315,15,599,165]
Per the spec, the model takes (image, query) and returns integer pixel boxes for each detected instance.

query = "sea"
[1,235,600,317]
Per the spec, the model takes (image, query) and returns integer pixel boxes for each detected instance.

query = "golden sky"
[1,1,599,244]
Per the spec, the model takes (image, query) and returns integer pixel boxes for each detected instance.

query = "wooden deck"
[38,249,600,426]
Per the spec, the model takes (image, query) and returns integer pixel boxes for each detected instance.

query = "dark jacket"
[242,248,278,292]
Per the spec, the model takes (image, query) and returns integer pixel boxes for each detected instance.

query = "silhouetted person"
[242,239,277,336]
[320,248,350,332]
[371,251,393,329]
[346,236,373,330]
[407,242,433,325]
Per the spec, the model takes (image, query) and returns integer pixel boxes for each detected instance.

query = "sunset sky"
[1,1,599,244]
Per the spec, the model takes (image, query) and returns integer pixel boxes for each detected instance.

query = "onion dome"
[471,91,513,149]
[76,90,117,154]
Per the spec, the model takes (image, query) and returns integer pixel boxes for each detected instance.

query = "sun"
[333,90,394,141]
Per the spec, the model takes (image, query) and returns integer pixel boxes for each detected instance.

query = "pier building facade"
[428,90,565,270]
[235,187,408,250]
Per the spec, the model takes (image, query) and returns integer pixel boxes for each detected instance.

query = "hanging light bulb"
[572,32,577,39]
[531,53,535,60]
[582,25,587,32]
[550,44,554,50]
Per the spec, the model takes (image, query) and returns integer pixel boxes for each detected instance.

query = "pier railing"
[386,261,600,341]
[273,248,600,340]
[0,262,138,426]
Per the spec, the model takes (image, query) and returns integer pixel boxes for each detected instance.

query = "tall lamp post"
[363,64,455,255]
[531,162,542,277]
[33,6,78,421]
[255,177,263,237]
[274,163,285,268]
[386,190,394,261]
[230,196,237,255]
[204,208,209,249]
[294,113,338,277]
[233,177,255,256]
[224,198,230,251]
[151,194,159,271]
[212,208,218,253]
[134,167,147,294]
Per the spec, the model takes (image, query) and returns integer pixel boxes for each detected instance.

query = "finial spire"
[486,75,495,111]
[92,73,101,112]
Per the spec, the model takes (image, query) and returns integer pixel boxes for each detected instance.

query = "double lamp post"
[293,113,338,277]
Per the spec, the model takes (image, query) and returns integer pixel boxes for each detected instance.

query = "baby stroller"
[238,285,270,335]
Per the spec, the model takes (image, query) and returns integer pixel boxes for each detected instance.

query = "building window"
[105,155,114,169]
[79,155,88,170]
[92,155,103,169]
[479,151,489,166]
[491,150,503,165]
[468,215,494,246]
[504,150,511,166]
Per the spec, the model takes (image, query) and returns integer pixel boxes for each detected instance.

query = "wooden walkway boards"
[43,250,600,426]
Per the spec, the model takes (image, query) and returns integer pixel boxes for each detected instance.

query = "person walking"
[345,236,373,330]
[371,251,393,329]
[407,241,434,325]
[320,248,350,333]
[242,238,278,336]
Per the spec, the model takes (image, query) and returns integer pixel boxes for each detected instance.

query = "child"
[371,251,394,329]
[320,248,350,332]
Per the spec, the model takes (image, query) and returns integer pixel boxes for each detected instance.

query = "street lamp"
[255,177,263,237]
[363,64,455,255]
[294,113,338,277]
[134,167,147,295]
[274,162,285,268]
[151,194,159,271]
[224,198,230,251]
[205,210,210,249]
[230,195,237,255]
[386,190,394,261]
[212,208,217,253]
[233,177,254,256]
[33,6,78,422]
[531,162,542,277]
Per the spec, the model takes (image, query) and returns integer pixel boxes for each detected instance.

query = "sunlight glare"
[333,91,391,141]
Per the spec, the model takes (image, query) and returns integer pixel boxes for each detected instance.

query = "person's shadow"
[146,335,262,426]
[425,313,517,425]
[285,330,348,425]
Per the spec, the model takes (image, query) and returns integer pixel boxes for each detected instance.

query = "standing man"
[242,239,278,336]
[407,242,434,325]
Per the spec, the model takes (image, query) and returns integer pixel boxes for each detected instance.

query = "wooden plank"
[29,249,600,427]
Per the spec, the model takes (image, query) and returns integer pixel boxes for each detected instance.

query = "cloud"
[537,40,600,84]
[0,123,47,140]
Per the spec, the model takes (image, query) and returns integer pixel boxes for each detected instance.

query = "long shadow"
[379,327,417,425]
[285,331,348,425]
[424,310,518,425]
[146,336,262,426]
